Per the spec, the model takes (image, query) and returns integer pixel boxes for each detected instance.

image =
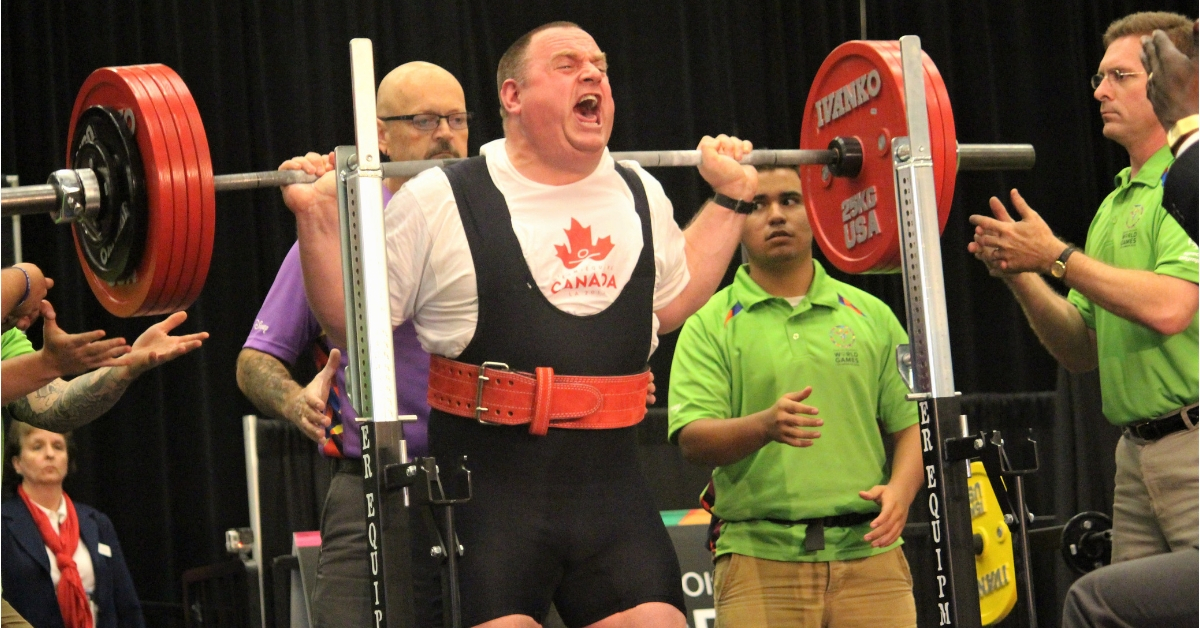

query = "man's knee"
[1060,574,1100,628]
[583,602,686,628]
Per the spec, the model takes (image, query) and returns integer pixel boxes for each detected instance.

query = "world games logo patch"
[830,325,859,365]
[829,325,856,348]
[1121,204,1144,248]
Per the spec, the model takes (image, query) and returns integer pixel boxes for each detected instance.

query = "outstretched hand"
[967,189,1065,275]
[859,484,910,548]
[280,152,338,218]
[287,348,339,443]
[697,135,758,202]
[39,300,132,377]
[125,311,209,377]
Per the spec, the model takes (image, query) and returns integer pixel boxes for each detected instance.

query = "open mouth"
[574,94,601,125]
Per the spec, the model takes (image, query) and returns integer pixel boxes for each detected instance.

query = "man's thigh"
[712,553,825,628]
[311,472,371,628]
[1061,548,1199,628]
[1142,427,1199,551]
[825,548,916,628]
[1111,436,1170,562]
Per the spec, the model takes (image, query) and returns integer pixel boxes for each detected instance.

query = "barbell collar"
[826,138,864,177]
[48,168,100,225]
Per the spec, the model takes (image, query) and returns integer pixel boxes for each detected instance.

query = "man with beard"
[282,22,756,628]
[237,61,468,628]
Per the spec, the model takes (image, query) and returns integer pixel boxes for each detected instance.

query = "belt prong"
[475,361,510,424]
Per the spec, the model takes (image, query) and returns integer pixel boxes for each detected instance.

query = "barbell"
[0,40,1036,318]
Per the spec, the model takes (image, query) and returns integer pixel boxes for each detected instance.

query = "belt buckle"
[474,361,510,424]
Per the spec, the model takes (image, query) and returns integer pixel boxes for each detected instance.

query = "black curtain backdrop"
[2,0,1193,616]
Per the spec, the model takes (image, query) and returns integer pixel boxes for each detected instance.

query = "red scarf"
[17,485,93,628]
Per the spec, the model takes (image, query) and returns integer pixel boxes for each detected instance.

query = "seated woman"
[2,421,144,628]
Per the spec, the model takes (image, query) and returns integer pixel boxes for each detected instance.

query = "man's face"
[378,71,469,163]
[742,168,811,266]
[1094,36,1162,149]
[12,428,68,487]
[513,27,614,159]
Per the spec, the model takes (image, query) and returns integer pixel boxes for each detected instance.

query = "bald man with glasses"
[238,61,469,628]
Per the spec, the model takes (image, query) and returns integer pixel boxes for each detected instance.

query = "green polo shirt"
[668,261,918,562]
[1,328,33,360]
[1067,147,1199,425]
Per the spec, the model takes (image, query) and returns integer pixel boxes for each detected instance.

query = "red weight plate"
[118,66,191,315]
[878,43,957,251]
[923,53,957,229]
[140,64,204,313]
[159,65,215,312]
[67,67,176,317]
[799,41,956,274]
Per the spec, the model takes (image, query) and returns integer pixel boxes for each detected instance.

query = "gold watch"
[1050,246,1077,279]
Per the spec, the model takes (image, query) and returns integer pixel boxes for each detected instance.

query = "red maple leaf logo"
[554,218,615,269]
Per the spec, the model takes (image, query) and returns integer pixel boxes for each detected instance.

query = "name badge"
[97,543,112,557]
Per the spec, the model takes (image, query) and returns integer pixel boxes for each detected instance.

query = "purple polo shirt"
[243,191,430,457]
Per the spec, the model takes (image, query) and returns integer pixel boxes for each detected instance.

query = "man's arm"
[860,424,923,548]
[279,153,349,347]
[9,369,135,432]
[970,190,1194,356]
[2,263,51,330]
[998,273,1098,372]
[236,347,338,443]
[6,311,206,431]
[676,388,822,467]
[655,135,757,333]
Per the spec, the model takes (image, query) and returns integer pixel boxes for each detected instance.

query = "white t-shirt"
[385,138,690,359]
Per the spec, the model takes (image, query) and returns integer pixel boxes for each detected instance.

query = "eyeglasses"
[1090,69,1146,90]
[379,112,472,131]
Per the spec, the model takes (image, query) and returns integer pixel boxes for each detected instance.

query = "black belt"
[332,457,364,475]
[763,511,877,552]
[1124,405,1198,442]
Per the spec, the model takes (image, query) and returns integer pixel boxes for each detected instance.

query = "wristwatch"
[1050,245,1077,279]
[712,193,756,215]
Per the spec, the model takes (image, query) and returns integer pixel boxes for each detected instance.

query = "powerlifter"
[281,21,757,628]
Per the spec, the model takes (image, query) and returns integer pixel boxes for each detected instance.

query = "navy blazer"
[2,498,145,628]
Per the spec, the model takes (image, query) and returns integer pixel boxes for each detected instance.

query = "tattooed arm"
[236,347,338,443]
[8,368,137,431]
[5,311,206,432]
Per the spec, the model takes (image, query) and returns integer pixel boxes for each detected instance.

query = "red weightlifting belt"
[427,355,650,436]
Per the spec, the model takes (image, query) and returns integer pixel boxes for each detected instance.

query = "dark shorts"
[429,412,685,627]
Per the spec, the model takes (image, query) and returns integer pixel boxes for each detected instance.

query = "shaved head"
[375,61,469,190]
[377,61,465,118]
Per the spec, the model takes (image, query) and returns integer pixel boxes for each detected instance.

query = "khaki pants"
[712,547,916,628]
[1111,426,1199,562]
[1,600,33,628]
